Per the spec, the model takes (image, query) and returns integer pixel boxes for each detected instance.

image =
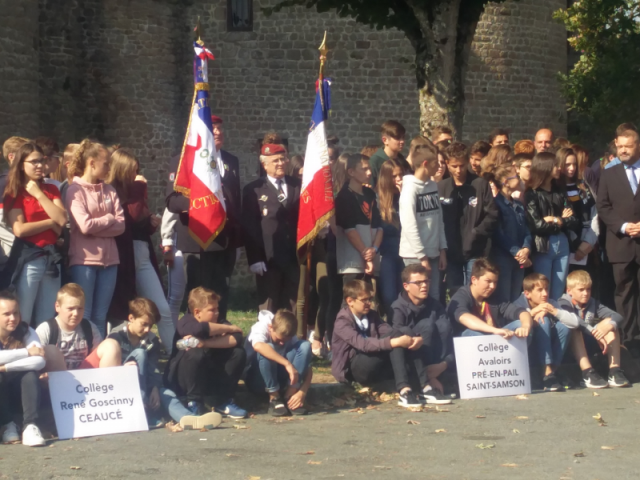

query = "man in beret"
[165,115,242,318]
[241,144,301,313]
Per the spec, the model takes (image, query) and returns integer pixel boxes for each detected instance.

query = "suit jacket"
[597,161,640,263]
[241,175,300,268]
[165,150,242,253]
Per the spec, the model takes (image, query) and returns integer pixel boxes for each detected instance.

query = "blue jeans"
[532,233,570,301]
[446,258,476,292]
[15,256,60,326]
[379,254,404,318]
[125,348,191,423]
[462,320,532,345]
[246,340,312,394]
[490,251,525,304]
[69,264,117,335]
[532,318,571,366]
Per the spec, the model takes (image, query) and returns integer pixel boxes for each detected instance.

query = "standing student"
[160,208,185,329]
[245,309,313,416]
[488,128,510,147]
[106,148,175,351]
[377,160,405,318]
[3,143,67,325]
[469,141,491,176]
[512,152,534,201]
[368,120,409,187]
[335,154,383,282]
[438,143,498,292]
[66,139,125,335]
[557,147,598,275]
[165,287,247,419]
[523,152,580,300]
[558,270,630,388]
[399,138,447,301]
[486,163,532,303]
[0,290,46,447]
[513,273,578,391]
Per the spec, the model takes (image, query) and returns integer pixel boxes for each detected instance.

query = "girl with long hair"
[486,163,532,302]
[3,143,67,325]
[66,139,125,335]
[0,290,47,446]
[377,159,405,318]
[524,152,580,300]
[106,148,175,351]
[557,147,599,273]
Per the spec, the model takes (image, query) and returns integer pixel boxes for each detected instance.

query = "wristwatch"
[553,217,558,225]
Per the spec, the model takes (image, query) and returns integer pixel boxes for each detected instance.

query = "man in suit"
[165,115,242,318]
[242,143,301,313]
[597,125,640,353]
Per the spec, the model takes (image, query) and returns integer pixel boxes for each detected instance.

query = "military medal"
[262,207,268,216]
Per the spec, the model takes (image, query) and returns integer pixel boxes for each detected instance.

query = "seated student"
[558,270,629,388]
[109,297,221,431]
[513,273,579,391]
[165,287,247,418]
[332,280,431,408]
[245,309,312,416]
[0,290,46,447]
[447,258,533,339]
[391,264,453,404]
[36,283,121,371]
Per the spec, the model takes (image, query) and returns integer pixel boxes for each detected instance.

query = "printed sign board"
[453,335,531,400]
[49,366,148,439]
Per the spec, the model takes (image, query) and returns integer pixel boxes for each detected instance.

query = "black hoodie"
[437,172,498,263]
[390,291,449,339]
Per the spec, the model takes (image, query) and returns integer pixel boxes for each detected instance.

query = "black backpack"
[46,318,94,352]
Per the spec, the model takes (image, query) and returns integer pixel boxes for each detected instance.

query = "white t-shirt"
[246,310,296,356]
[36,318,103,370]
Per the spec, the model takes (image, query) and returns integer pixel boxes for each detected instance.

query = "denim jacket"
[492,194,532,257]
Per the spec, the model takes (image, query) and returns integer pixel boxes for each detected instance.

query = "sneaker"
[543,374,563,392]
[268,397,289,417]
[215,400,247,419]
[555,371,573,390]
[420,386,453,405]
[187,401,206,415]
[21,424,46,447]
[581,368,608,389]
[2,422,19,444]
[608,369,630,388]
[398,390,422,408]
[290,405,308,416]
[180,411,223,430]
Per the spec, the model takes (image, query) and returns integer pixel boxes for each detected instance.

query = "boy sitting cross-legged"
[447,258,534,340]
[513,273,579,391]
[109,297,222,431]
[245,309,313,416]
[36,283,121,371]
[558,270,630,388]
[332,279,433,408]
[164,287,248,418]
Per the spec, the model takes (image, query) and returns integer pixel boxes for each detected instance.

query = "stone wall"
[0,0,568,289]
[462,0,568,143]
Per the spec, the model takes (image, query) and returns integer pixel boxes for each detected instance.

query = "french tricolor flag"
[297,79,334,258]
[174,41,226,249]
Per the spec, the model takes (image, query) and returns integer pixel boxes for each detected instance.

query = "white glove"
[250,262,267,276]
[236,248,242,262]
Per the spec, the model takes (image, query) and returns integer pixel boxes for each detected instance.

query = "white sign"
[49,366,148,440]
[453,335,531,400]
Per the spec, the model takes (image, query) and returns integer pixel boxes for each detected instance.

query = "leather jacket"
[524,184,581,254]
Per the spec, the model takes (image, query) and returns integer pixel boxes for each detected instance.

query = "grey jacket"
[513,293,579,329]
[557,293,622,332]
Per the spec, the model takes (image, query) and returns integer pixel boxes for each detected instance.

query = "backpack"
[46,318,94,352]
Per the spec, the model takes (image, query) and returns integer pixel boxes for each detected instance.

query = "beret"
[211,115,223,125]
[261,143,286,156]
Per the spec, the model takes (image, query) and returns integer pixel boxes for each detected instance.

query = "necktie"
[276,179,286,203]
[627,165,638,196]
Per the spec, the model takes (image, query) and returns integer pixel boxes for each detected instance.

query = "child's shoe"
[398,390,422,408]
[180,411,223,430]
[580,368,608,389]
[268,397,289,417]
[215,400,247,419]
[420,385,453,404]
[608,368,630,387]
[542,374,563,392]
[22,424,46,447]
[2,422,19,443]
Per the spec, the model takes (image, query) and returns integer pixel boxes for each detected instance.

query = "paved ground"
[1,385,639,480]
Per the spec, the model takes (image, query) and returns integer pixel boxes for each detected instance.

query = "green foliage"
[555,0,640,145]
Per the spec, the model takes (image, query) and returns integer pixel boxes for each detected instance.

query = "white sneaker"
[22,424,46,447]
[2,422,19,443]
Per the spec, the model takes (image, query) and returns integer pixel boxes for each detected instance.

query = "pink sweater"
[66,177,125,267]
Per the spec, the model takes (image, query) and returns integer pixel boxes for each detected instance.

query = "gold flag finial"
[318,31,328,79]
[194,16,203,44]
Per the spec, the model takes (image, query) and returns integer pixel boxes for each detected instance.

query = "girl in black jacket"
[524,152,580,300]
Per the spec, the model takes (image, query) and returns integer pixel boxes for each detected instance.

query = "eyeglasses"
[356,297,373,304]
[407,280,430,287]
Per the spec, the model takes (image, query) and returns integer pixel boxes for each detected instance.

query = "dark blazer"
[597,161,640,263]
[165,150,242,253]
[241,175,301,268]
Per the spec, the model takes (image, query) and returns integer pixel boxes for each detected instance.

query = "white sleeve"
[36,322,51,345]
[399,186,426,259]
[248,311,273,345]
[2,328,45,372]
[160,208,179,247]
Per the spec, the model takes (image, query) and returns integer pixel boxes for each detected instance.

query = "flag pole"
[302,32,328,342]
